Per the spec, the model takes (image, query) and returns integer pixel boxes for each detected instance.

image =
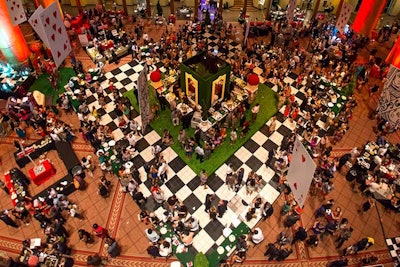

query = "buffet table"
[4,168,30,206]
[207,222,250,266]
[14,136,55,168]
[28,159,55,186]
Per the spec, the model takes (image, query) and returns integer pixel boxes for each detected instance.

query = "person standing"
[335,227,353,249]
[92,223,108,239]
[291,226,307,244]
[200,169,208,189]
[217,199,228,218]
[0,210,18,228]
[261,202,274,221]
[195,145,205,162]
[251,103,260,122]
[205,194,214,212]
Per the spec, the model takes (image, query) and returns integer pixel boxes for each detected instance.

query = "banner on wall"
[377,65,400,128]
[286,136,316,207]
[137,65,152,132]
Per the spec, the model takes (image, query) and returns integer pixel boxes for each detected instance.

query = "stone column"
[311,0,321,19]
[264,0,271,19]
[352,0,387,36]
[0,1,31,64]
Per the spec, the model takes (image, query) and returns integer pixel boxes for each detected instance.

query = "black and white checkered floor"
[386,237,400,262]
[80,32,340,256]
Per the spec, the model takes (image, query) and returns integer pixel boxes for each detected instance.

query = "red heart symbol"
[20,14,23,18]
[293,182,298,190]
[53,11,57,18]
[52,24,56,31]
[58,27,62,34]
[51,34,55,41]
[46,17,50,25]
[16,4,19,8]
[34,19,37,24]
[12,1,15,4]
[301,155,306,162]
[14,16,17,21]
[64,43,67,50]
[11,6,14,10]
[57,51,61,58]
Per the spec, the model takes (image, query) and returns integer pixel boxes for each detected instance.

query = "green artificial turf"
[124,83,278,175]
[29,67,76,104]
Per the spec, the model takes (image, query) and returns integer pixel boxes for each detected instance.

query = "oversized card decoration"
[39,1,71,68]
[377,65,400,128]
[6,0,26,25]
[336,2,353,34]
[28,6,50,48]
[286,135,316,207]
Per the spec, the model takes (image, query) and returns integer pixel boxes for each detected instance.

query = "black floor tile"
[168,157,187,173]
[85,95,96,105]
[106,121,118,132]
[207,174,224,192]
[111,68,122,76]
[264,81,275,88]
[226,155,244,170]
[277,124,293,137]
[259,125,271,136]
[135,138,150,152]
[245,155,263,171]
[243,139,260,154]
[183,193,203,214]
[262,139,279,152]
[204,219,224,241]
[128,60,139,67]
[125,68,136,76]
[165,175,185,194]
[187,177,201,191]
[108,110,118,120]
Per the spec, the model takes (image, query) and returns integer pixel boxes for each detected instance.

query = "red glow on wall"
[386,37,400,68]
[352,0,387,36]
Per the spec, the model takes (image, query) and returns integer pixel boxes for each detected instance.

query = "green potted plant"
[194,252,209,267]
[157,1,163,16]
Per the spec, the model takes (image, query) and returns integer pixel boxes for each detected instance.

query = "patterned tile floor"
[0,20,399,267]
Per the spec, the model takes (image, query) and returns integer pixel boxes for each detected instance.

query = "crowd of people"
[2,0,399,264]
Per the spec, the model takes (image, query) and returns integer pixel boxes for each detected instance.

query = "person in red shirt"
[92,223,108,239]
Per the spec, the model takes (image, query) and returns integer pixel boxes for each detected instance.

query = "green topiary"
[194,252,209,267]
[157,1,163,16]
[342,79,355,97]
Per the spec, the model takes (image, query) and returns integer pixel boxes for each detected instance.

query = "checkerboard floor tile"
[81,32,344,259]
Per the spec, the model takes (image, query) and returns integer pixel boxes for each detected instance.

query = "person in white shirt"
[145,229,160,243]
[251,227,264,244]
[126,133,137,147]
[159,240,172,257]
[157,160,168,181]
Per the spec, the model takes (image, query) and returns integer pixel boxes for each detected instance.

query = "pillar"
[122,0,128,15]
[264,0,271,19]
[0,1,31,64]
[243,0,248,16]
[312,0,321,19]
[386,37,400,68]
[170,0,175,15]
[146,0,151,17]
[194,0,199,19]
[335,0,345,17]
[75,0,83,14]
[352,0,387,36]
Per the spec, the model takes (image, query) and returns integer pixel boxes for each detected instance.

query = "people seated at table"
[179,230,194,246]
[145,228,160,243]
[158,239,173,257]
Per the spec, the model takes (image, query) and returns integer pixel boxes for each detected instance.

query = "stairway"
[230,0,258,12]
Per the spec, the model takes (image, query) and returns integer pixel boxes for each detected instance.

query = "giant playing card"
[286,136,316,207]
[28,6,50,48]
[6,0,26,25]
[39,1,71,67]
